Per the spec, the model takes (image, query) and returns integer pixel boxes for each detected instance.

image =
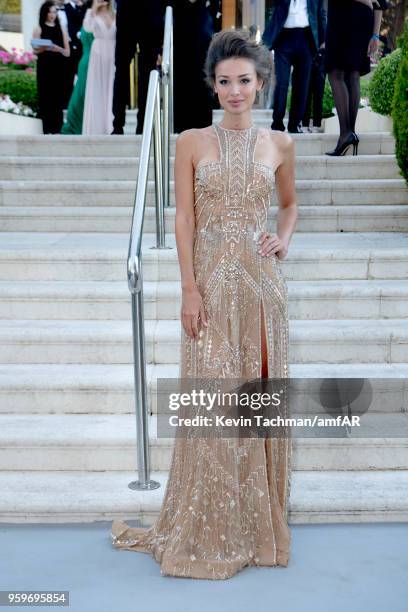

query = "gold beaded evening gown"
[111,123,292,580]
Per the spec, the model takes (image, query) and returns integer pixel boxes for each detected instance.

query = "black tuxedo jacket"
[262,0,327,51]
[65,2,86,47]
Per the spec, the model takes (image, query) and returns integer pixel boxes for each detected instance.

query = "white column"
[255,0,265,32]
[242,0,265,32]
[22,0,43,50]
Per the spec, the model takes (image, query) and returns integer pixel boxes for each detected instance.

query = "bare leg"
[260,300,268,379]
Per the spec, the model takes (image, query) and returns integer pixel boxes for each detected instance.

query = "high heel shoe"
[326,132,358,156]
[352,132,360,155]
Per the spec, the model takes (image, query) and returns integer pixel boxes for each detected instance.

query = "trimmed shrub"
[360,76,370,100]
[0,69,37,113]
[368,48,402,116]
[392,22,408,183]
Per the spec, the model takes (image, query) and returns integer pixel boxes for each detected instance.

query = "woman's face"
[213,58,263,115]
[47,5,57,22]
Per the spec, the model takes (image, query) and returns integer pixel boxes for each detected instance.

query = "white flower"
[0,94,35,117]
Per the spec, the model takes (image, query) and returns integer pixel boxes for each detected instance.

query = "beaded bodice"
[193,124,275,253]
[182,123,289,381]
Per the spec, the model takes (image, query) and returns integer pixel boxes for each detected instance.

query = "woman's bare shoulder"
[175,126,215,154]
[267,128,294,152]
[256,127,294,168]
[176,126,213,143]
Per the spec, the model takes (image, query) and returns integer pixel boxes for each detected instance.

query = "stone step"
[123,107,276,129]
[0,155,400,181]
[1,204,407,233]
[0,318,407,364]
[0,232,407,281]
[0,469,407,523]
[0,132,395,157]
[0,279,408,320]
[0,413,407,472]
[139,232,408,282]
[1,362,406,415]
[1,179,406,207]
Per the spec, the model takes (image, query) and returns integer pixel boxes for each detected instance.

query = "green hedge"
[0,69,37,113]
[368,48,402,116]
[287,78,370,120]
[392,22,408,184]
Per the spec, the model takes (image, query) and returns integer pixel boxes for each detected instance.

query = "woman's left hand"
[367,37,380,60]
[257,232,288,260]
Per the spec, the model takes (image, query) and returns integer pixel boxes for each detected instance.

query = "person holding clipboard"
[32,1,70,134]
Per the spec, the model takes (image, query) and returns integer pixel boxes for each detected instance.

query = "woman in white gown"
[82,0,116,135]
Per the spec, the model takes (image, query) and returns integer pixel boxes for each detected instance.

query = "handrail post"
[162,78,170,209]
[128,273,159,491]
[127,71,161,492]
[169,20,174,134]
[154,84,165,248]
[162,5,173,208]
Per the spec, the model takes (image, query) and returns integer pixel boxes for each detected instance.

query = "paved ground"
[0,522,407,612]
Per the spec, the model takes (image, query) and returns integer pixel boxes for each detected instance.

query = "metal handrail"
[127,6,173,492]
[161,5,174,207]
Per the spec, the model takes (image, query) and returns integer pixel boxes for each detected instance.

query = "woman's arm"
[62,28,70,56]
[83,8,94,32]
[50,27,70,56]
[174,129,208,339]
[58,27,71,56]
[32,26,47,54]
[175,130,196,292]
[258,132,298,260]
[368,7,383,58]
[372,9,382,35]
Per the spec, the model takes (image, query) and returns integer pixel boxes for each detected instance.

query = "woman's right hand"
[181,286,208,340]
[368,36,380,60]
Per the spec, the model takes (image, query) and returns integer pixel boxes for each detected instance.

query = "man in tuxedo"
[262,0,326,133]
[112,0,165,135]
[64,0,86,107]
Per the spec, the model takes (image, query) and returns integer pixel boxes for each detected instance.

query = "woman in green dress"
[61,26,94,134]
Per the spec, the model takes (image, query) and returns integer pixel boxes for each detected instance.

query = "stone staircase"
[0,110,408,524]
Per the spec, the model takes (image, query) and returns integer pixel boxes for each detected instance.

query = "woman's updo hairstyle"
[204,28,273,91]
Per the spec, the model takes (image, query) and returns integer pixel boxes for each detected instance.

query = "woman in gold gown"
[111,28,298,580]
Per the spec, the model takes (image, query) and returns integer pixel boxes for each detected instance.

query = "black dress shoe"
[288,126,303,134]
[271,122,285,132]
[111,128,124,135]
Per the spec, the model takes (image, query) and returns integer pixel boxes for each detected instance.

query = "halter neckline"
[214,123,255,133]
